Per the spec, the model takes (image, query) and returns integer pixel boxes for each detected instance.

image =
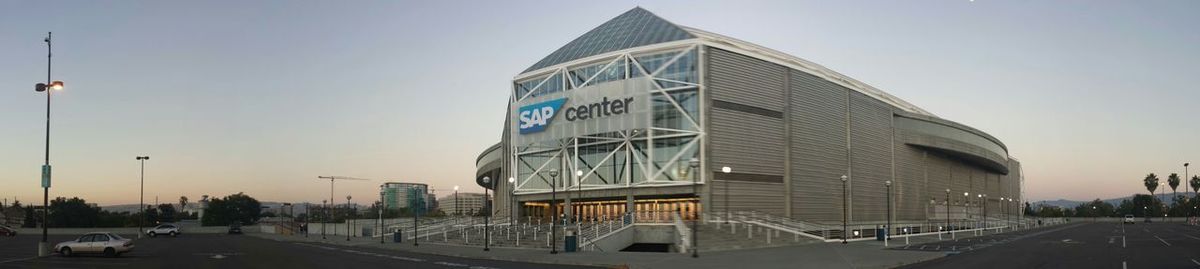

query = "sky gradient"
[2,1,1198,206]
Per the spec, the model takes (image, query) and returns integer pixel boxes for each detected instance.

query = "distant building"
[438,193,485,216]
[383,182,431,212]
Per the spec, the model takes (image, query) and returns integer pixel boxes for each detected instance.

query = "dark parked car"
[227,224,243,234]
[0,225,16,236]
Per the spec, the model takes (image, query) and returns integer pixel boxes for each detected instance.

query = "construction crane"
[316,176,371,212]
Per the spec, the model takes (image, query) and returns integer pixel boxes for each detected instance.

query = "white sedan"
[147,224,180,237]
[55,232,134,257]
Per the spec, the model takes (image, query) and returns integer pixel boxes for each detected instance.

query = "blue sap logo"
[518,98,567,134]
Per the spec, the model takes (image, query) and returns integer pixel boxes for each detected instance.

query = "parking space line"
[1182,234,1200,241]
[1154,235,1172,246]
[1191,259,1199,266]
[0,256,36,264]
[1122,236,1125,248]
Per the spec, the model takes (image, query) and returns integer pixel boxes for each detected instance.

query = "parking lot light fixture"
[840,175,848,244]
[722,166,731,223]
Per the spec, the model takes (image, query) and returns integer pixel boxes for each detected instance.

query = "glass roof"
[522,7,694,74]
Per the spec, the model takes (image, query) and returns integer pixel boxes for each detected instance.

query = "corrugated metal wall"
[706,48,787,216]
[789,71,849,223]
[702,45,1019,224]
[849,92,894,222]
[894,142,927,221]
[708,48,786,110]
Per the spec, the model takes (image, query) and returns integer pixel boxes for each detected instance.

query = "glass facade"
[512,46,701,195]
[522,8,693,73]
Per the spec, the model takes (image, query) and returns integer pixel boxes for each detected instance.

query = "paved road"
[898,222,1200,269]
[0,233,600,269]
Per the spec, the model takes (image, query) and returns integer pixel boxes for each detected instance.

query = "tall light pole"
[722,167,731,223]
[379,185,385,244]
[346,195,352,241]
[304,202,310,238]
[1092,206,1097,222]
[483,176,492,251]
[322,200,327,239]
[453,186,460,218]
[945,189,950,235]
[508,177,516,226]
[688,157,700,258]
[412,186,420,247]
[885,180,891,243]
[33,32,65,257]
[963,192,969,229]
[136,156,150,238]
[840,175,848,244]
[548,169,559,254]
[978,194,985,229]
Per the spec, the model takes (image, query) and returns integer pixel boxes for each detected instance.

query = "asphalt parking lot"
[898,222,1200,269]
[0,233,599,269]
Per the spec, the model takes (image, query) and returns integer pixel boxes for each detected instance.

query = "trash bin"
[393,229,403,243]
[875,225,887,241]
[564,230,578,253]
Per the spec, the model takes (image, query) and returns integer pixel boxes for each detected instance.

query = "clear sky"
[2,1,1197,206]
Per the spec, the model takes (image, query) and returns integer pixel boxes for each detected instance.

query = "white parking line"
[1122,236,1126,248]
[1190,259,1199,266]
[1182,234,1200,241]
[1122,261,1127,269]
[0,256,36,264]
[1154,235,1172,246]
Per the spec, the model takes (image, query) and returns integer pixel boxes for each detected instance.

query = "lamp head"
[50,81,64,90]
[508,177,515,183]
[885,180,891,186]
[35,83,46,92]
[575,170,583,177]
[688,157,699,168]
[722,166,731,173]
[548,169,559,178]
[454,185,459,191]
[840,175,847,182]
[964,192,969,196]
[482,176,490,184]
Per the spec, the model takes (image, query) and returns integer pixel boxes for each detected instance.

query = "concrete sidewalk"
[251,233,948,269]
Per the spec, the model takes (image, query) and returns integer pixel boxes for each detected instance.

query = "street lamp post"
[945,189,950,236]
[454,186,460,219]
[688,158,700,258]
[978,194,985,230]
[136,156,150,238]
[548,170,560,254]
[346,195,352,241]
[413,186,420,247]
[33,32,65,257]
[963,192,969,231]
[1092,206,1097,222]
[722,167,731,223]
[380,186,385,244]
[840,175,848,244]
[508,177,516,226]
[322,200,327,239]
[885,180,891,245]
[483,176,492,251]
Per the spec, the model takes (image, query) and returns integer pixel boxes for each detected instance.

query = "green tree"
[1144,173,1159,200]
[201,193,262,226]
[1190,175,1200,197]
[1130,194,1164,218]
[1167,173,1181,204]
[1023,202,1035,216]
[156,204,177,223]
[1074,199,1116,217]
[48,197,102,228]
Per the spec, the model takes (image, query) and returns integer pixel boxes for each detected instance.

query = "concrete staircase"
[695,220,821,252]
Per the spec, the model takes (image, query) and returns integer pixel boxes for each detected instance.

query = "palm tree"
[1167,173,1181,211]
[1144,173,1159,202]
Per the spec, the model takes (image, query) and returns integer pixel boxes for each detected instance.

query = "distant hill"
[1034,193,1195,208]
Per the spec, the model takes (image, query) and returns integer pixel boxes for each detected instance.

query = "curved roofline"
[681,26,935,117]
[475,142,503,164]
[894,110,1008,153]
